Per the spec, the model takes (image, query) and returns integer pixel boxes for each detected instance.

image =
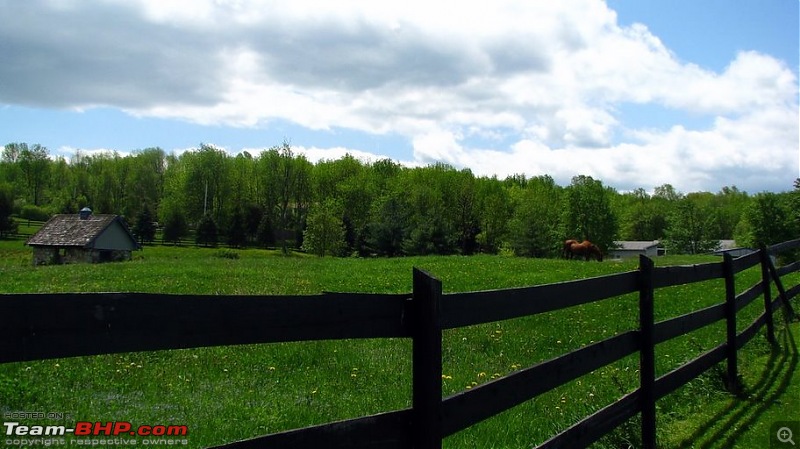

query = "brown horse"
[566,240,603,261]
[562,239,579,259]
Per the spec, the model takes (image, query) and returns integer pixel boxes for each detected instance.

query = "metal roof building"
[608,241,662,259]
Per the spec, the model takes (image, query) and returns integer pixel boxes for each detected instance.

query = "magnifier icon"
[778,427,795,446]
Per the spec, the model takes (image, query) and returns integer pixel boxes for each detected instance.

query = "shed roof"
[613,241,661,251]
[26,214,138,248]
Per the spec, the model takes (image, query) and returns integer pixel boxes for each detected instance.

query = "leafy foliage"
[506,175,563,257]
[2,140,798,259]
[738,192,794,247]
[664,196,720,254]
[563,175,618,252]
[161,205,189,245]
[0,184,17,238]
[302,200,346,257]
[133,205,157,245]
[195,213,218,247]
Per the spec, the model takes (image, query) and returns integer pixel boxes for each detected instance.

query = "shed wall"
[93,221,139,251]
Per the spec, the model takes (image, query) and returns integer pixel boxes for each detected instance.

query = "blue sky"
[0,1,797,193]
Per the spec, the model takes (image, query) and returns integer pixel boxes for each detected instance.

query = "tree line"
[1,141,798,257]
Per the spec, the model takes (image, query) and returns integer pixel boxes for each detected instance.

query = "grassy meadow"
[0,239,798,448]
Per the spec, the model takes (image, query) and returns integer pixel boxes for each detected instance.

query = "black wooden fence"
[1,240,799,449]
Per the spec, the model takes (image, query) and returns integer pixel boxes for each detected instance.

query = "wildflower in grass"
[478,372,486,378]
[441,374,453,380]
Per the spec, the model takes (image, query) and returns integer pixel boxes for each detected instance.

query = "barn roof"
[26,214,138,248]
[613,241,661,251]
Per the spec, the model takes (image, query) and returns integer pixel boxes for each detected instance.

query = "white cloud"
[1,0,797,192]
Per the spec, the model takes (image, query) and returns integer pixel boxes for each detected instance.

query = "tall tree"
[506,175,563,257]
[225,208,247,248]
[563,175,618,252]
[17,143,50,206]
[0,183,17,239]
[475,176,511,254]
[739,192,793,248]
[664,195,720,254]
[133,205,157,245]
[196,213,219,247]
[161,204,189,245]
[302,199,346,257]
[366,193,408,257]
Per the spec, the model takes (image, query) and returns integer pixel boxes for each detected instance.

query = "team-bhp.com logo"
[5,421,189,446]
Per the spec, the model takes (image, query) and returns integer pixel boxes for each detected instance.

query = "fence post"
[764,247,798,322]
[412,268,443,449]
[722,253,739,392]
[638,255,656,449]
[758,245,776,345]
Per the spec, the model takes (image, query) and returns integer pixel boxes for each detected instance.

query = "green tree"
[399,165,457,255]
[256,211,276,248]
[0,183,18,239]
[225,208,247,248]
[664,195,720,254]
[161,206,189,245]
[791,179,800,236]
[711,186,750,239]
[618,188,668,241]
[475,176,511,254]
[738,192,793,248]
[133,205,157,245]
[302,200,346,257]
[195,213,218,247]
[16,143,50,206]
[563,175,618,253]
[125,148,166,219]
[366,193,408,257]
[506,175,563,257]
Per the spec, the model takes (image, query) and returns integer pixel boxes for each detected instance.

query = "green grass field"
[0,240,797,448]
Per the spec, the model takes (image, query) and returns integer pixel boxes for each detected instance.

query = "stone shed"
[26,208,141,265]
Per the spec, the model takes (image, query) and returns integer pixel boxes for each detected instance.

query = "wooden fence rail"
[1,239,799,449]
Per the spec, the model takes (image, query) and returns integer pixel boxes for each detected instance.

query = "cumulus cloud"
[0,0,797,192]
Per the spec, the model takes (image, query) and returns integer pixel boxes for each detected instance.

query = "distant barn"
[608,241,663,259]
[26,208,140,265]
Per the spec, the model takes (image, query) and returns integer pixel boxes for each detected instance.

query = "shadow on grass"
[675,322,798,449]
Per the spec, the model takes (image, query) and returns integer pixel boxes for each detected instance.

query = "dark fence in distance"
[1,240,798,449]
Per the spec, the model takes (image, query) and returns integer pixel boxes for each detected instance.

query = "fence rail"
[1,240,799,449]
